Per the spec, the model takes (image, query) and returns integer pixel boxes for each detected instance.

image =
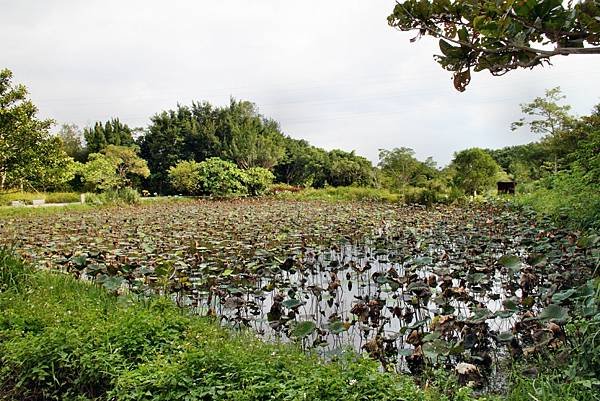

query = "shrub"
[168,160,202,195]
[244,167,275,196]
[0,191,80,206]
[84,188,140,205]
[197,158,248,197]
[516,170,600,230]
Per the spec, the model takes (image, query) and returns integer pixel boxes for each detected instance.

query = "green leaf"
[327,320,346,335]
[282,299,303,309]
[538,304,568,323]
[498,255,521,271]
[552,288,577,303]
[290,321,317,339]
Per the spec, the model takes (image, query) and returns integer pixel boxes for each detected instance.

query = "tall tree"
[388,0,600,91]
[274,138,328,186]
[84,118,135,153]
[218,100,285,169]
[0,68,71,190]
[451,148,500,195]
[512,87,577,172]
[326,149,375,187]
[56,123,88,162]
[378,147,437,190]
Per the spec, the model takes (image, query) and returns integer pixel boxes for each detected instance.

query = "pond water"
[2,200,594,387]
[179,236,527,378]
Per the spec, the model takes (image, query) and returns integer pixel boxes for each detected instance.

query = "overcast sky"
[3,0,599,166]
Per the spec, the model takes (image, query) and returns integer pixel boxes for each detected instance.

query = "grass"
[0,249,493,401]
[0,203,94,218]
[273,186,402,202]
[0,191,80,206]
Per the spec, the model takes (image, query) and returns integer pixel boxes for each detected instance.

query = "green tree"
[512,87,578,173]
[168,160,202,195]
[79,153,121,191]
[219,100,285,170]
[0,68,75,191]
[84,118,135,153]
[274,138,327,186]
[196,157,248,197]
[451,148,500,195]
[388,0,600,91]
[56,123,88,162]
[378,147,437,190]
[326,150,375,187]
[26,137,78,191]
[80,145,149,191]
[140,99,285,194]
[486,142,549,182]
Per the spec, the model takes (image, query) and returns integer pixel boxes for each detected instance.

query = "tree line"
[1,67,597,212]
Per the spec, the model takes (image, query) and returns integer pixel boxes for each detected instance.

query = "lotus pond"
[1,199,597,386]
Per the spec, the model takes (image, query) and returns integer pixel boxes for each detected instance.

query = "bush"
[0,191,80,206]
[168,160,202,195]
[244,167,275,196]
[516,170,600,229]
[197,158,248,197]
[85,188,140,206]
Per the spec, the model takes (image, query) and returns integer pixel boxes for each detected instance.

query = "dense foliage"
[388,0,600,90]
[0,69,74,191]
[79,145,150,192]
[451,148,500,195]
[0,248,485,401]
[1,199,599,399]
[84,118,136,153]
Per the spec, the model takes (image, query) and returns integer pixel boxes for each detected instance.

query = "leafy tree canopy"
[56,123,88,162]
[0,68,73,191]
[84,118,135,153]
[378,147,437,189]
[451,148,500,195]
[80,145,149,192]
[388,0,600,91]
[140,99,286,193]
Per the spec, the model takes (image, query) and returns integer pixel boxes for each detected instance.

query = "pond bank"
[0,249,489,401]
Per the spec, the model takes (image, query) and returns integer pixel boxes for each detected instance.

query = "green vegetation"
[0,69,75,191]
[83,118,136,154]
[0,248,488,401]
[486,89,600,230]
[84,188,141,206]
[79,145,150,192]
[1,198,598,399]
[273,186,401,202]
[168,158,274,197]
[0,191,80,206]
[388,0,600,91]
[451,148,500,196]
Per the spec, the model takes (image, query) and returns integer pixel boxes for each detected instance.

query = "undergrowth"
[0,249,490,401]
[0,191,80,206]
[272,186,401,203]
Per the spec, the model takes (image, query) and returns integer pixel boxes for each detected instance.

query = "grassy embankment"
[0,248,491,401]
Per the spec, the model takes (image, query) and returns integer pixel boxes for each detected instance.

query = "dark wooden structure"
[497,181,516,195]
